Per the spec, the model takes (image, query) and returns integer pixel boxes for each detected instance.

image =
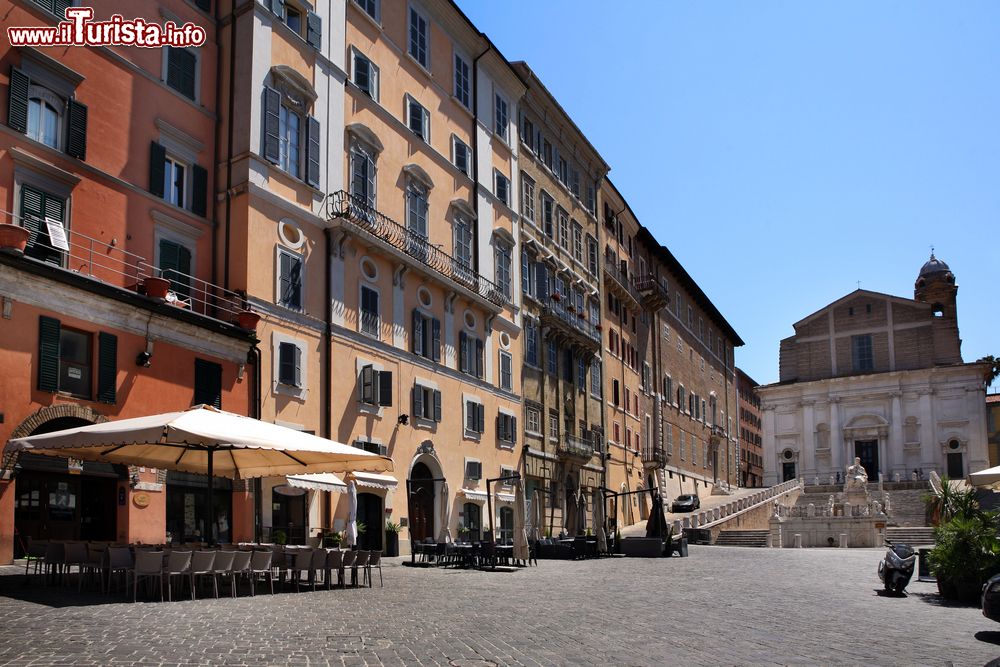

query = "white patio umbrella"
[969,465,1000,486]
[345,479,358,547]
[532,488,545,541]
[594,489,608,555]
[513,478,529,561]
[6,404,392,542]
[437,480,453,543]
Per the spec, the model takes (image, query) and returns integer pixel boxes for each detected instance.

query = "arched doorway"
[356,492,383,550]
[637,484,649,521]
[14,415,118,555]
[409,462,435,543]
[498,506,513,544]
[462,502,481,542]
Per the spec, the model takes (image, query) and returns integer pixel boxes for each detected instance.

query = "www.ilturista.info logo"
[7,7,207,48]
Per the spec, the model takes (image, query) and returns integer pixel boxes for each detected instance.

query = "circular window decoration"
[277,219,304,250]
[783,449,795,460]
[949,439,961,450]
[499,332,511,349]
[417,286,432,309]
[463,310,477,330]
[360,257,378,282]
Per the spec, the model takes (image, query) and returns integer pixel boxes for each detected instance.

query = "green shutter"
[191,164,207,217]
[38,316,60,393]
[19,185,45,246]
[167,47,197,100]
[149,142,166,197]
[305,116,320,187]
[306,11,321,49]
[65,99,87,160]
[194,359,222,408]
[263,86,281,164]
[8,67,29,133]
[378,371,392,407]
[412,385,423,418]
[97,332,118,404]
[412,310,423,356]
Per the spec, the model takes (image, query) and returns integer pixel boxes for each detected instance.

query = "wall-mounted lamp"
[135,339,154,367]
[237,363,246,381]
[397,414,409,426]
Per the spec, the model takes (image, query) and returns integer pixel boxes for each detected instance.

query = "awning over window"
[285,473,347,494]
[496,492,515,503]
[351,472,398,490]
[460,488,488,501]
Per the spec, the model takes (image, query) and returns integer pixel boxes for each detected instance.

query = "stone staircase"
[714,529,770,547]
[885,526,935,546]
[884,486,931,527]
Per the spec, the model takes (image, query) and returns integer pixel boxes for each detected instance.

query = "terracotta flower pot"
[551,293,562,302]
[143,277,171,299]
[0,223,30,255]
[235,310,261,330]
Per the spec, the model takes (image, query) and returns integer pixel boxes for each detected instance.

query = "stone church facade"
[759,255,990,486]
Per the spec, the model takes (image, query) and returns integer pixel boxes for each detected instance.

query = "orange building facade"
[0,0,255,563]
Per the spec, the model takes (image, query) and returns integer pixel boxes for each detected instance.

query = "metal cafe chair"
[189,550,217,600]
[132,550,164,603]
[104,546,134,595]
[288,548,314,593]
[163,550,192,602]
[229,550,253,597]
[23,538,47,579]
[62,542,88,590]
[211,550,236,598]
[248,550,274,596]
[367,551,383,588]
[352,550,370,587]
[42,542,66,586]
[308,547,327,591]
[340,549,357,588]
[325,549,344,590]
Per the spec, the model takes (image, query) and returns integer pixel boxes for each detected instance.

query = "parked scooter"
[878,541,917,594]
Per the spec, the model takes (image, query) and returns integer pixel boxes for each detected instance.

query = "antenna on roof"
[857,281,862,290]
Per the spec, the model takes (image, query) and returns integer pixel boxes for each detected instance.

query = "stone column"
[918,388,935,474]
[762,405,778,486]
[802,399,816,480]
[830,397,842,477]
[889,391,903,480]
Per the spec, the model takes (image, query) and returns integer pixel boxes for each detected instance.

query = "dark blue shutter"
[37,316,60,393]
[433,390,442,422]
[306,11,322,49]
[412,385,423,418]
[194,359,222,408]
[431,319,441,363]
[149,142,166,197]
[378,371,392,407]
[459,332,468,373]
[65,99,87,160]
[97,332,117,404]
[511,416,517,444]
[305,116,320,187]
[270,0,284,15]
[191,164,208,217]
[477,403,485,433]
[167,47,197,100]
[263,86,281,164]
[475,338,484,378]
[8,67,28,133]
[412,310,423,356]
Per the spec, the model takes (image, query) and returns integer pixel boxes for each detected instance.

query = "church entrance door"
[855,440,879,482]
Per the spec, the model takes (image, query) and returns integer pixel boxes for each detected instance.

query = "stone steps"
[713,530,770,548]
[885,526,935,546]
[885,488,931,527]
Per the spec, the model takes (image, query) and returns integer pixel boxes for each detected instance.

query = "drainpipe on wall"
[222,0,240,291]
[210,0,223,289]
[323,228,333,441]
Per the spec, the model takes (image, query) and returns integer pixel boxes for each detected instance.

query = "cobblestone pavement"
[0,547,998,666]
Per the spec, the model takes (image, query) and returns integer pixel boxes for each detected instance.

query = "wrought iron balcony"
[539,301,601,349]
[9,216,247,327]
[559,433,598,461]
[634,274,670,311]
[603,260,641,305]
[327,190,506,309]
[642,445,668,469]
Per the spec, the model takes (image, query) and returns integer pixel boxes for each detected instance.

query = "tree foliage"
[977,355,1000,386]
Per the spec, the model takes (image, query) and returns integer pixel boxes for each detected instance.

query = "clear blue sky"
[458,0,998,390]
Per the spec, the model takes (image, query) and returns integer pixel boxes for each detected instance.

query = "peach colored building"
[513,61,609,537]
[0,0,255,563]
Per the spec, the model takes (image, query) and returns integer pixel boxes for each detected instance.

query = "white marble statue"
[845,457,868,492]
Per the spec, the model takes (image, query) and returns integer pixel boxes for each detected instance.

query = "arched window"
[27,86,62,149]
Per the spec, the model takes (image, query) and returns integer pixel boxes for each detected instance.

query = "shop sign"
[133,493,150,509]
[67,458,83,474]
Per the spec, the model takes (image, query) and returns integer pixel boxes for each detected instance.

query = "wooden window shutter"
[431,319,441,362]
[412,385,423,418]
[37,316,60,393]
[412,310,423,356]
[149,142,167,197]
[433,390,442,422]
[477,403,485,433]
[19,185,45,247]
[475,338,484,378]
[263,86,281,164]
[194,0,211,11]
[53,0,72,16]
[306,11,322,49]
[459,332,468,373]
[377,371,392,407]
[191,164,208,217]
[65,99,88,160]
[97,332,118,404]
[305,116,320,187]
[8,67,29,133]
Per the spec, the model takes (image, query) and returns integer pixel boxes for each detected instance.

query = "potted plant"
[272,529,287,546]
[323,530,343,548]
[385,521,400,557]
[235,309,261,330]
[143,276,171,299]
[0,223,30,255]
[551,293,562,302]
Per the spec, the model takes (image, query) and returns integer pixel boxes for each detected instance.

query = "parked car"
[671,494,700,513]
[982,574,1000,622]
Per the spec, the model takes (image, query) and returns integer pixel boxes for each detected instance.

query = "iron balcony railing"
[641,445,668,468]
[11,215,247,325]
[540,303,601,345]
[603,260,641,304]
[633,274,670,309]
[559,433,598,459]
[327,190,506,308]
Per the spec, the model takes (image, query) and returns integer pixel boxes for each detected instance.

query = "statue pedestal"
[843,490,869,507]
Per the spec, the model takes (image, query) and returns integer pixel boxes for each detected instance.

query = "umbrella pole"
[207,449,215,546]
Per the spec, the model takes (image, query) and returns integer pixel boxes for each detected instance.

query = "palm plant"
[928,511,1000,603]
[925,476,979,525]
